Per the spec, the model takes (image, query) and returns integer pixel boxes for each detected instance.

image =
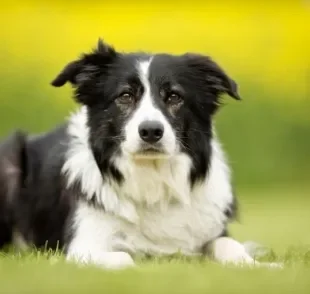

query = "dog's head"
[52,39,240,180]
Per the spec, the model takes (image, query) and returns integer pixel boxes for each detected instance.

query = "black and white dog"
[0,39,271,269]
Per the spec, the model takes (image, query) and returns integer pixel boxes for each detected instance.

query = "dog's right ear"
[51,38,117,88]
[51,60,82,87]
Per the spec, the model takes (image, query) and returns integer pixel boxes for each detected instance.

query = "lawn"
[0,186,309,294]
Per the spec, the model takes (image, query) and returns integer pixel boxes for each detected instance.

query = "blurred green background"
[0,2,309,196]
[0,4,310,292]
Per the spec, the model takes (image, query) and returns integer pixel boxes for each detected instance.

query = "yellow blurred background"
[0,0,309,188]
[1,1,309,99]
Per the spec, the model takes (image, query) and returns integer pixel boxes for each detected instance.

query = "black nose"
[138,121,164,143]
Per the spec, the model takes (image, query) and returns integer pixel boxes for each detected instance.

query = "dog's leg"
[209,237,282,268]
[210,237,255,264]
[66,249,135,270]
[65,203,135,270]
[66,232,135,270]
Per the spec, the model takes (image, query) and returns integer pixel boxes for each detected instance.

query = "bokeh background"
[0,1,309,252]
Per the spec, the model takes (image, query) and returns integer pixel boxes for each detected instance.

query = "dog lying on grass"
[0,39,281,269]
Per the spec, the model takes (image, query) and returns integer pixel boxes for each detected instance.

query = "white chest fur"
[66,143,234,259]
[64,108,234,261]
[70,187,229,258]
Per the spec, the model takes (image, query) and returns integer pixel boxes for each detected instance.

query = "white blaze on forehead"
[138,58,152,87]
[121,57,177,155]
[135,57,159,120]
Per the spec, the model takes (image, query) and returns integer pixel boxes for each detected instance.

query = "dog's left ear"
[51,60,82,87]
[51,39,118,105]
[185,54,241,101]
[51,38,117,88]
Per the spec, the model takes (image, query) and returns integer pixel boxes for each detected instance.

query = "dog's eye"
[116,93,135,104]
[166,93,183,105]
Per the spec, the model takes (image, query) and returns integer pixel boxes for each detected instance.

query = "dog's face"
[52,39,240,180]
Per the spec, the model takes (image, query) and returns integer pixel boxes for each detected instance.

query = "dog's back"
[0,125,73,250]
[0,131,27,247]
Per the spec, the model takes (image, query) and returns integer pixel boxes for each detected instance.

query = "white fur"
[62,59,276,269]
[210,237,255,264]
[63,105,241,269]
[122,59,177,156]
[66,203,135,269]
[62,107,137,221]
[210,237,283,268]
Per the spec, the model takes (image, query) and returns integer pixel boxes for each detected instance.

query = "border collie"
[0,39,275,269]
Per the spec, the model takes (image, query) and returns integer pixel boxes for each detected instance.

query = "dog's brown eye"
[166,93,183,105]
[117,93,135,104]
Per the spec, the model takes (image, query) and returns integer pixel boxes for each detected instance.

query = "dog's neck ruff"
[62,107,232,223]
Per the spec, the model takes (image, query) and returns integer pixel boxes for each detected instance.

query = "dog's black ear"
[185,54,241,101]
[51,60,82,87]
[51,38,117,88]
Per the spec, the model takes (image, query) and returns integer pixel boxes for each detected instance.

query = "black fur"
[0,39,239,251]
[0,126,74,249]
[0,130,26,247]
[52,39,239,186]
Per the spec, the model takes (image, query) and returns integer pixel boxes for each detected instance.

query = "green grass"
[0,186,309,293]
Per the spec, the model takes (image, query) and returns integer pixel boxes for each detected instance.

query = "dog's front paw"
[67,251,135,270]
[210,237,284,270]
[96,251,135,270]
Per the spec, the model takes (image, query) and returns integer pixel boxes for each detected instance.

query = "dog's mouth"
[132,144,169,160]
